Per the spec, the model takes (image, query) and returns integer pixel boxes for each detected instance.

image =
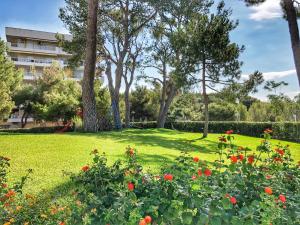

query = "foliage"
[208,103,237,121]
[130,121,300,142]
[0,39,22,119]
[2,131,299,224]
[34,63,81,123]
[130,86,160,122]
[94,79,113,130]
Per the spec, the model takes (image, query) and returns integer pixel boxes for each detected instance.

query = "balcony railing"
[10,42,56,51]
[7,42,71,56]
[10,57,68,67]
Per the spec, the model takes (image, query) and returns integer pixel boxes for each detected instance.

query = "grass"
[0,128,299,195]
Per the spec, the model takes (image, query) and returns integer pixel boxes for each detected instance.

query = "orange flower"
[264,128,272,134]
[5,190,16,198]
[81,165,90,172]
[2,183,8,188]
[139,219,147,225]
[265,187,273,195]
[129,148,134,156]
[193,156,199,162]
[144,215,152,224]
[164,174,173,181]
[59,222,66,225]
[127,182,134,191]
[230,156,238,164]
[266,175,272,180]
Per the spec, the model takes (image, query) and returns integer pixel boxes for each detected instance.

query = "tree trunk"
[157,85,177,128]
[284,0,300,87]
[124,87,130,128]
[21,112,27,128]
[202,61,209,138]
[106,60,122,129]
[82,0,98,132]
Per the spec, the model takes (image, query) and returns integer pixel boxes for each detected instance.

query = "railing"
[11,57,67,66]
[10,42,56,51]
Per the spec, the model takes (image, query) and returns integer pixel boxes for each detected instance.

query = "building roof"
[5,27,72,42]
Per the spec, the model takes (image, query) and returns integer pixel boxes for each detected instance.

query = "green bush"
[0,126,74,134]
[131,121,300,142]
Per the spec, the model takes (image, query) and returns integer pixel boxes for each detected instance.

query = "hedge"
[0,126,74,134]
[131,121,300,142]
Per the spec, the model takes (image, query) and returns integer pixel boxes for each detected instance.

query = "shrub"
[131,121,300,142]
[68,130,300,224]
[0,126,74,134]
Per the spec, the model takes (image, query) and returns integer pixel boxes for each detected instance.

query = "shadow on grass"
[63,129,220,155]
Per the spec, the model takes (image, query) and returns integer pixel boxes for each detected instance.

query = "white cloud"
[249,0,282,21]
[262,69,296,80]
[242,69,296,80]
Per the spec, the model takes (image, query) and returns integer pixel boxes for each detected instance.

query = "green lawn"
[0,129,299,194]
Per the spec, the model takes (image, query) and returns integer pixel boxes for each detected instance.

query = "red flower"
[144,216,152,224]
[247,155,255,164]
[164,174,173,181]
[204,169,212,177]
[276,149,284,156]
[59,222,66,225]
[81,165,90,172]
[198,169,203,176]
[230,197,237,204]
[265,187,273,195]
[279,194,286,203]
[230,156,238,164]
[238,154,244,161]
[139,219,147,225]
[193,156,199,162]
[226,130,234,135]
[191,175,197,180]
[127,182,134,191]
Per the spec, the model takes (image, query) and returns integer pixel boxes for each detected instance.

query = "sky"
[0,0,299,100]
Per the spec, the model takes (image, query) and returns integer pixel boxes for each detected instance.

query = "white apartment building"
[5,27,84,126]
[5,27,84,81]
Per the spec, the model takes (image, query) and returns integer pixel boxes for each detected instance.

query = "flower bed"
[1,130,299,225]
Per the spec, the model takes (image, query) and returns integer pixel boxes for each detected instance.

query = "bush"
[131,121,300,142]
[0,126,74,134]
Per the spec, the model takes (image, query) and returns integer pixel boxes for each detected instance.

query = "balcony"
[7,42,71,56]
[10,57,66,67]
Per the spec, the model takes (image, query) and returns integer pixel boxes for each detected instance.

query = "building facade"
[5,27,84,127]
[5,27,84,82]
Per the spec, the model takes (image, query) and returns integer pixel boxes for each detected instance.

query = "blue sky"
[0,0,299,100]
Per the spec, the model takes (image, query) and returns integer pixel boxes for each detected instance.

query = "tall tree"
[0,39,22,120]
[122,37,144,128]
[244,0,300,87]
[142,0,212,128]
[102,0,156,129]
[82,0,98,132]
[172,2,245,137]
